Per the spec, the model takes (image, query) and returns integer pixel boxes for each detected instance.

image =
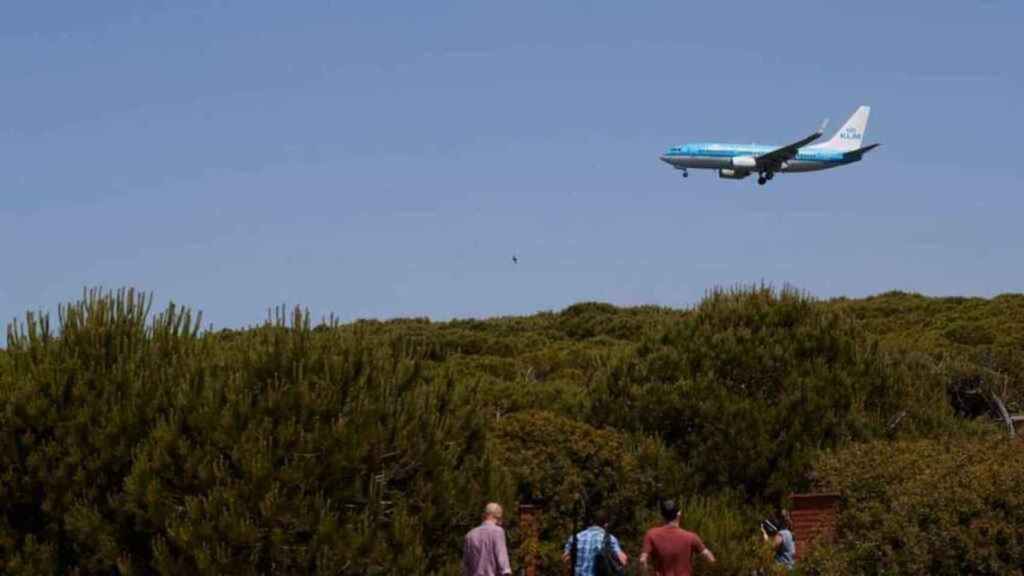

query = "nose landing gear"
[681,168,689,178]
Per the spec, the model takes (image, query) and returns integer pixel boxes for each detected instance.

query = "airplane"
[659,105,879,185]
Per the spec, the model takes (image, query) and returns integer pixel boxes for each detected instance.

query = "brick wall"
[789,493,841,559]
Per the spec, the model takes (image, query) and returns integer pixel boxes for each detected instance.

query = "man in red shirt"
[640,500,716,576]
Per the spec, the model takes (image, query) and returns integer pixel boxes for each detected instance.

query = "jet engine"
[718,169,750,180]
[732,156,757,169]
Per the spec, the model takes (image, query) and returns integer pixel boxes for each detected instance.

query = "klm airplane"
[660,106,879,185]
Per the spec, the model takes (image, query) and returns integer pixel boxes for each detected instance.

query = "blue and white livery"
[660,106,879,185]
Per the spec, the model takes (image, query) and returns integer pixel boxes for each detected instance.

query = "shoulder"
[643,526,660,538]
[682,530,705,543]
[477,524,505,543]
[468,524,502,538]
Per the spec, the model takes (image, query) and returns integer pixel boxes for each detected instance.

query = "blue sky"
[1,1,1022,334]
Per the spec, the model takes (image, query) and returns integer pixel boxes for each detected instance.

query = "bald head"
[483,502,504,522]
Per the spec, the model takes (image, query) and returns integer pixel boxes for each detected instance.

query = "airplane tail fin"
[817,105,870,151]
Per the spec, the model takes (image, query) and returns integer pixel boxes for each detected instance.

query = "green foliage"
[678,495,780,576]
[803,437,1024,576]
[493,410,673,572]
[835,291,1024,412]
[0,290,511,575]
[0,286,1018,574]
[589,286,955,500]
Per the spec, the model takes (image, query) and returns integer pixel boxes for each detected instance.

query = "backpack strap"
[570,525,578,573]
[599,529,624,575]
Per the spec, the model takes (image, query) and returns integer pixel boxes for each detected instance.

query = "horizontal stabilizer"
[844,143,881,159]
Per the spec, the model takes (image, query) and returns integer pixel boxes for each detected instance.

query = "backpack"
[593,531,625,576]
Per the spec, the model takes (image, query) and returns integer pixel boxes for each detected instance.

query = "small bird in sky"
[512,254,518,264]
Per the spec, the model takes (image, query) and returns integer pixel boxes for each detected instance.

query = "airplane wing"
[755,119,829,169]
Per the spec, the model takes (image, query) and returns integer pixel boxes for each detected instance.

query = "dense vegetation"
[1,287,1020,575]
[806,436,1024,575]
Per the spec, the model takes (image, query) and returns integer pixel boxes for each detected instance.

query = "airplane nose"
[659,155,674,164]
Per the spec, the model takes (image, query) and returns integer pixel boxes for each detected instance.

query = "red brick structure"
[789,493,841,559]
[518,504,540,576]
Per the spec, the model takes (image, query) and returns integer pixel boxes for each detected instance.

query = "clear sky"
[2,1,1022,334]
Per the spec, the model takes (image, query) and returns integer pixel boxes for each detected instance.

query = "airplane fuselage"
[660,143,860,174]
[659,106,878,184]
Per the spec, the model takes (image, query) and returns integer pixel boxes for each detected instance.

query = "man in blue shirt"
[562,509,629,575]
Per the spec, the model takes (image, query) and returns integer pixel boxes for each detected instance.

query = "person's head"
[483,502,504,524]
[589,509,610,528]
[659,500,681,524]
[779,509,791,531]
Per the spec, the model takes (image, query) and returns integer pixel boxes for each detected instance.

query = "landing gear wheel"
[757,176,767,185]
[766,171,774,181]
[681,169,689,178]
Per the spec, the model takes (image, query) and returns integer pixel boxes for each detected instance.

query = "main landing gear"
[757,171,774,186]
[681,168,689,178]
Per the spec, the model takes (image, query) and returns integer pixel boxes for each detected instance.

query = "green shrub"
[589,286,957,500]
[493,412,779,576]
[492,410,653,572]
[835,291,1024,412]
[1,286,1018,574]
[0,290,511,575]
[803,436,1024,576]
[676,495,780,576]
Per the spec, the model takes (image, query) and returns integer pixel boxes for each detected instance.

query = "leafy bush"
[835,291,1024,412]
[0,286,1017,574]
[588,286,956,500]
[803,437,1024,576]
[0,290,511,575]
[492,410,671,571]
[676,495,782,576]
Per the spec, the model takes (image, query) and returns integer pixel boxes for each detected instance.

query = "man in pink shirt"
[463,502,513,576]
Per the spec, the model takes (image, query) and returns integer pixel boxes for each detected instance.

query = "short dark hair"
[589,509,610,527]
[659,500,680,523]
[779,509,791,530]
